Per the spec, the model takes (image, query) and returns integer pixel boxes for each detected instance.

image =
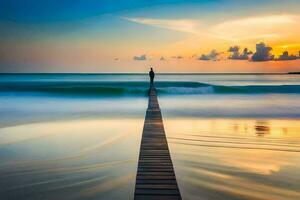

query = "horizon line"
[0,72,296,75]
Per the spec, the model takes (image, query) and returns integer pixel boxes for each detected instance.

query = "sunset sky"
[1,0,300,72]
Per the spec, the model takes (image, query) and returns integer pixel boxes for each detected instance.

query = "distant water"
[0,73,300,200]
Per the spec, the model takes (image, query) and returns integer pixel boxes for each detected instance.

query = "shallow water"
[163,118,300,200]
[0,73,300,200]
[0,118,145,200]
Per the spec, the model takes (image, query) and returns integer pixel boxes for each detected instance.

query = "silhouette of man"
[149,67,155,87]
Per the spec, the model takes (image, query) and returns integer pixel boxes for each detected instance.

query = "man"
[149,67,155,87]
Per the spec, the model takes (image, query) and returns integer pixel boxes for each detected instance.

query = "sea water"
[0,73,300,200]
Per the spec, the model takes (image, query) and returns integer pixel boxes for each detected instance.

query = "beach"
[0,73,300,200]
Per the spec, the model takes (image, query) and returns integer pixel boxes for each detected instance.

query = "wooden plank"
[136,184,180,189]
[135,189,181,195]
[134,87,182,200]
[135,196,182,200]
[136,179,178,184]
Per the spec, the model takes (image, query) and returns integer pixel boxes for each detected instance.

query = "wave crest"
[1,81,300,96]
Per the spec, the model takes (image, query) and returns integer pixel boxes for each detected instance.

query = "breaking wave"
[1,81,300,96]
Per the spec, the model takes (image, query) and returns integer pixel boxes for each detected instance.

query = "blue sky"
[0,0,218,23]
[2,0,299,23]
[1,0,300,72]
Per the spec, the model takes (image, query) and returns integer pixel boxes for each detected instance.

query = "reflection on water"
[255,121,270,136]
[0,119,143,200]
[164,118,300,200]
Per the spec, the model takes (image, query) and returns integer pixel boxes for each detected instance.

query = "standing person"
[149,67,155,87]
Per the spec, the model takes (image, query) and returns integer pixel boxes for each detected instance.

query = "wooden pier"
[134,87,182,200]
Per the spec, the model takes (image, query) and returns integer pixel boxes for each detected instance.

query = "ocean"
[0,73,300,200]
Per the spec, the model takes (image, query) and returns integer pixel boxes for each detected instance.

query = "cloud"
[228,46,240,52]
[276,51,298,61]
[124,15,300,43]
[251,42,274,62]
[198,55,210,61]
[211,15,300,41]
[133,54,146,61]
[124,17,200,33]
[198,50,219,61]
[228,46,252,60]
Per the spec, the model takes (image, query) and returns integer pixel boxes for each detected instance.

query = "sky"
[1,0,300,73]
